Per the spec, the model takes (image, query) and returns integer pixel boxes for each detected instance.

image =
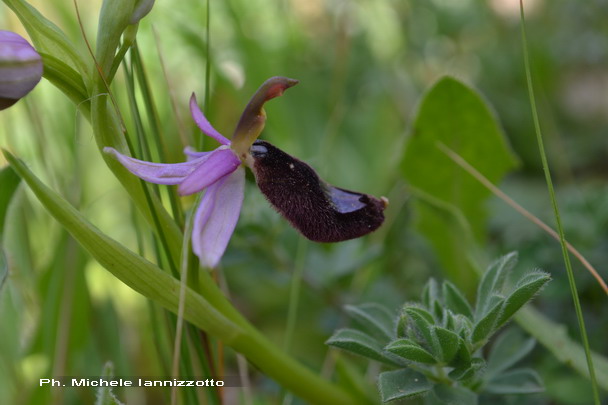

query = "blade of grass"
[171,194,200,405]
[280,237,308,405]
[519,1,600,403]
[436,142,608,295]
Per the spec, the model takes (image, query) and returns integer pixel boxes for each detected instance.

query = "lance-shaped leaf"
[484,368,544,394]
[443,280,473,319]
[496,270,550,328]
[432,385,478,405]
[475,252,518,319]
[421,278,441,309]
[96,362,124,405]
[326,328,397,365]
[472,299,504,344]
[344,303,396,341]
[486,328,536,379]
[432,326,461,363]
[378,369,432,402]
[403,306,437,353]
[385,338,436,364]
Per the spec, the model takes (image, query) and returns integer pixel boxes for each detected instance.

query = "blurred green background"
[1,0,607,403]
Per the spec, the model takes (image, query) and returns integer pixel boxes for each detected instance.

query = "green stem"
[519,2,600,403]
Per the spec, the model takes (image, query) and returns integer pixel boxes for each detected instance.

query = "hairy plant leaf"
[486,328,536,379]
[378,369,432,402]
[384,338,436,364]
[326,329,396,365]
[402,77,518,291]
[432,384,478,405]
[471,299,504,344]
[95,362,125,405]
[484,368,544,394]
[433,326,460,363]
[442,280,473,319]
[403,307,437,352]
[421,278,440,309]
[475,252,517,320]
[344,303,396,341]
[496,271,550,328]
[448,336,472,370]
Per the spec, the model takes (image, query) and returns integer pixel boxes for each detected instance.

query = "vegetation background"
[0,0,606,404]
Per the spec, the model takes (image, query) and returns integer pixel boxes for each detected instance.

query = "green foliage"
[95,362,125,405]
[0,165,20,235]
[402,77,518,292]
[327,252,550,403]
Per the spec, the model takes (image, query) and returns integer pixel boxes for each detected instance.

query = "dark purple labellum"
[248,140,388,242]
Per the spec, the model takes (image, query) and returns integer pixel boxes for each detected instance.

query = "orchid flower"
[104,76,298,268]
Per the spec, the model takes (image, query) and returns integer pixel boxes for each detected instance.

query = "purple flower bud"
[0,30,43,110]
[130,0,155,24]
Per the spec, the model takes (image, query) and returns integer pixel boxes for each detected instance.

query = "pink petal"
[192,167,245,268]
[190,93,230,145]
[104,147,209,185]
[178,147,241,196]
[183,146,210,161]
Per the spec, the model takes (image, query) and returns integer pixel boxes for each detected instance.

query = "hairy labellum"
[248,140,387,242]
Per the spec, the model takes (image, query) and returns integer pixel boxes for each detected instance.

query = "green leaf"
[475,252,517,320]
[384,338,436,364]
[378,369,432,402]
[433,326,460,363]
[326,329,396,365]
[448,336,472,370]
[486,328,536,379]
[2,0,89,80]
[344,303,396,341]
[421,278,440,309]
[471,299,504,344]
[0,246,7,295]
[95,362,124,405]
[453,314,473,339]
[515,306,608,391]
[403,307,437,352]
[432,384,478,405]
[402,77,518,291]
[484,368,544,394]
[442,280,473,319]
[496,271,550,327]
[0,165,21,235]
[38,52,90,111]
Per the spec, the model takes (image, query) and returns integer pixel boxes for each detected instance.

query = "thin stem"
[281,237,308,405]
[171,194,200,405]
[519,2,600,403]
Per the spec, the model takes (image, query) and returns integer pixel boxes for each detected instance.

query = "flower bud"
[130,0,155,24]
[0,30,43,110]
